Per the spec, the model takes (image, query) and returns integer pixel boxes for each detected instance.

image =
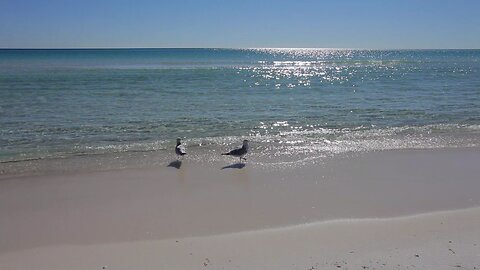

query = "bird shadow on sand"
[221,163,246,170]
[167,160,182,169]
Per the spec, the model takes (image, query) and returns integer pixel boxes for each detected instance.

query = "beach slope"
[1,147,479,269]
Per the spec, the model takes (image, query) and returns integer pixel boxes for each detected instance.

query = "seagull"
[222,140,249,162]
[175,138,186,158]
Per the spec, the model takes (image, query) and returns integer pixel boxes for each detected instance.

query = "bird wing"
[229,147,245,156]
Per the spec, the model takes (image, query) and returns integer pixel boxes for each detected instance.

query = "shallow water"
[1,49,479,173]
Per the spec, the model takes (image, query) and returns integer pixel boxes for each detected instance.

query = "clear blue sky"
[1,0,479,49]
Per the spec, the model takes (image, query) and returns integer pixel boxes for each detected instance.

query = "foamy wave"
[1,124,479,169]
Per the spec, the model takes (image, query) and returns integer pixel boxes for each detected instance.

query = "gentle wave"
[1,124,479,164]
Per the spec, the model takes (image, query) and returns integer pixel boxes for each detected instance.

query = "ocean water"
[1,49,479,174]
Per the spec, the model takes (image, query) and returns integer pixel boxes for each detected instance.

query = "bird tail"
[221,153,230,155]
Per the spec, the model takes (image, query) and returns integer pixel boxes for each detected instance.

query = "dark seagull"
[222,140,249,162]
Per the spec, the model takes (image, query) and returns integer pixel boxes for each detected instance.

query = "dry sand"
[1,147,479,269]
[1,207,479,270]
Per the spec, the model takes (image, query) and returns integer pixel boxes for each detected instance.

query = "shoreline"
[1,144,479,180]
[2,122,480,178]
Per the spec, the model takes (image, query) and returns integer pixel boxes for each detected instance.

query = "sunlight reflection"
[237,48,401,89]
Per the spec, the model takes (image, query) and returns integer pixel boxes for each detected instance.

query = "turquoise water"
[1,49,479,169]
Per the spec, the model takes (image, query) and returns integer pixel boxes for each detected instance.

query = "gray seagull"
[175,138,186,158]
[222,139,249,162]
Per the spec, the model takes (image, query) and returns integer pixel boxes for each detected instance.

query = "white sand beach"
[1,147,479,269]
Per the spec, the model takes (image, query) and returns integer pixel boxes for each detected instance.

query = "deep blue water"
[0,49,479,164]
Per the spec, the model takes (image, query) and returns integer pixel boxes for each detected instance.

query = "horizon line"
[1,47,479,50]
